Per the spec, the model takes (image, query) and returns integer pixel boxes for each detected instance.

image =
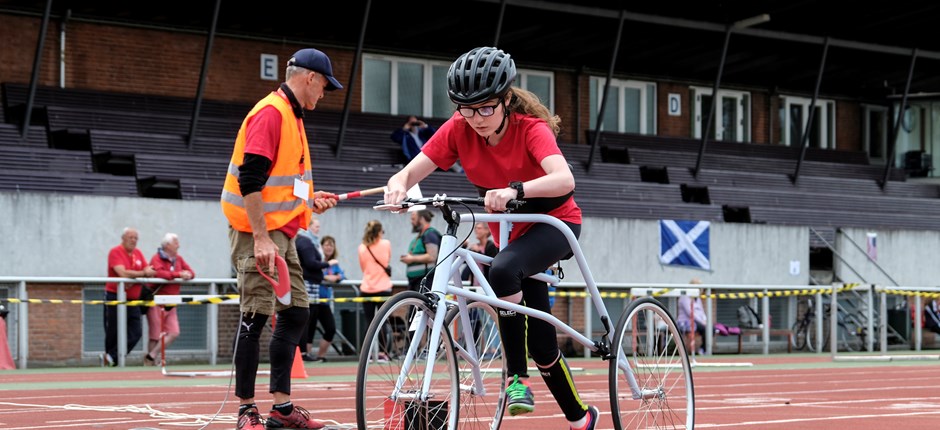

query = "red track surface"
[1,354,939,429]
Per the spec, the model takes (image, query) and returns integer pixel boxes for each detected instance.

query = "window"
[589,77,656,134]
[516,70,554,112]
[362,54,451,118]
[691,87,750,142]
[777,96,836,149]
[892,102,930,168]
[82,284,208,356]
[363,54,555,119]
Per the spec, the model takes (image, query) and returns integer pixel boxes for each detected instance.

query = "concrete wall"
[835,227,940,287]
[2,192,812,284]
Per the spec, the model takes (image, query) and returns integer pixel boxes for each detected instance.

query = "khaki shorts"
[229,228,308,315]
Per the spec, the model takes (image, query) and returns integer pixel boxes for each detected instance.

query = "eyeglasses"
[456,98,503,118]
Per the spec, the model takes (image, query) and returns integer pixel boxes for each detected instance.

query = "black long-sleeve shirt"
[296,233,329,284]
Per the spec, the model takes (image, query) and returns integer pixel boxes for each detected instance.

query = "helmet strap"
[490,95,512,140]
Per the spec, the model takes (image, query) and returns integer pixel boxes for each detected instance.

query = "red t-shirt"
[243,90,304,238]
[105,245,148,298]
[422,112,582,244]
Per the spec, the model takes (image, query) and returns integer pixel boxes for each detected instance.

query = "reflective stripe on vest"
[220,92,313,232]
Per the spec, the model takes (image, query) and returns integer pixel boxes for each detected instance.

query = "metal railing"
[3,277,937,368]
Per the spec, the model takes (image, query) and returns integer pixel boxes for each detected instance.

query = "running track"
[1,354,938,429]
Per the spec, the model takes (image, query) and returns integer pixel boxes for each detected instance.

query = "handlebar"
[373,195,525,212]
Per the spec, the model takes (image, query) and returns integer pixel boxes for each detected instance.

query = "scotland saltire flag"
[659,220,710,270]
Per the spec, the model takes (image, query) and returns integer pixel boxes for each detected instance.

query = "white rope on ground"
[0,402,237,426]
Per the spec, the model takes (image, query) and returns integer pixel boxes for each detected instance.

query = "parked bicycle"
[790,298,861,352]
[354,195,694,430]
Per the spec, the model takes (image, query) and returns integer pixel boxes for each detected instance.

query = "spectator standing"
[391,115,437,163]
[383,47,596,429]
[144,233,194,366]
[401,209,442,292]
[296,218,336,361]
[358,220,393,360]
[308,235,345,361]
[220,47,340,430]
[103,227,156,367]
[677,278,708,354]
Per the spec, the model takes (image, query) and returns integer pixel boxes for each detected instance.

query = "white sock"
[570,413,588,429]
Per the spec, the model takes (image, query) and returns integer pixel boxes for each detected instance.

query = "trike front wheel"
[355,291,460,429]
[609,297,695,429]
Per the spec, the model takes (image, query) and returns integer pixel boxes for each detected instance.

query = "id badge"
[293,178,310,201]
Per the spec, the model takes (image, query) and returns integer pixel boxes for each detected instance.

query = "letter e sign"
[261,54,278,81]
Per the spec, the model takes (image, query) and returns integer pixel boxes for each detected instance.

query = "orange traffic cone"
[291,346,308,379]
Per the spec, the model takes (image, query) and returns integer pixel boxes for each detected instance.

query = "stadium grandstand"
[2,0,940,370]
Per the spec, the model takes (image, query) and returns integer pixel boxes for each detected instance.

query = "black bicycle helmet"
[447,47,517,105]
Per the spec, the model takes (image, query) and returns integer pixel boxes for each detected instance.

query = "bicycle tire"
[355,291,460,430]
[791,319,808,351]
[806,318,821,352]
[838,322,859,352]
[445,301,507,430]
[609,297,695,430]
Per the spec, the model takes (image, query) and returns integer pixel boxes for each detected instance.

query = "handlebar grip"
[506,199,525,210]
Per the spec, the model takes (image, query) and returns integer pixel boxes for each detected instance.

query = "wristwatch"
[508,181,525,200]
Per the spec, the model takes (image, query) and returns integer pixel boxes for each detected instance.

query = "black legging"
[233,306,307,399]
[304,303,337,345]
[488,221,580,374]
[360,290,393,352]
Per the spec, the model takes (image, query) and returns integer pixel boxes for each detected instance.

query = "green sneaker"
[505,374,535,416]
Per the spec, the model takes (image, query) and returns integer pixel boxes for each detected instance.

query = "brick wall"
[0,13,872,153]
[553,70,578,144]
[751,92,770,144]
[657,82,691,138]
[836,100,861,151]
[0,15,353,111]
[26,284,83,364]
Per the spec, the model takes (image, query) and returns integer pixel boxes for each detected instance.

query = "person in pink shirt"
[103,227,155,367]
[357,220,392,361]
[143,233,195,366]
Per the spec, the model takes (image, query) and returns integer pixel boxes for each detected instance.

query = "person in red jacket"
[144,233,195,366]
[103,227,156,367]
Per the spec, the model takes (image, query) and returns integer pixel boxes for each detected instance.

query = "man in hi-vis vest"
[221,48,341,430]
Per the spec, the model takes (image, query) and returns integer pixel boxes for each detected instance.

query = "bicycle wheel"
[609,297,695,430]
[838,322,859,352]
[806,319,821,352]
[445,301,507,430]
[790,320,808,351]
[356,291,460,430]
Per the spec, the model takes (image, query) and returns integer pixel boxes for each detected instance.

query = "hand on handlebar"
[383,184,409,207]
[484,187,517,213]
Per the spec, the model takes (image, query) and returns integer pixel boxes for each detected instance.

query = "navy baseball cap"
[288,48,343,91]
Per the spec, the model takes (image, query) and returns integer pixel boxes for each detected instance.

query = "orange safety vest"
[220,92,314,233]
